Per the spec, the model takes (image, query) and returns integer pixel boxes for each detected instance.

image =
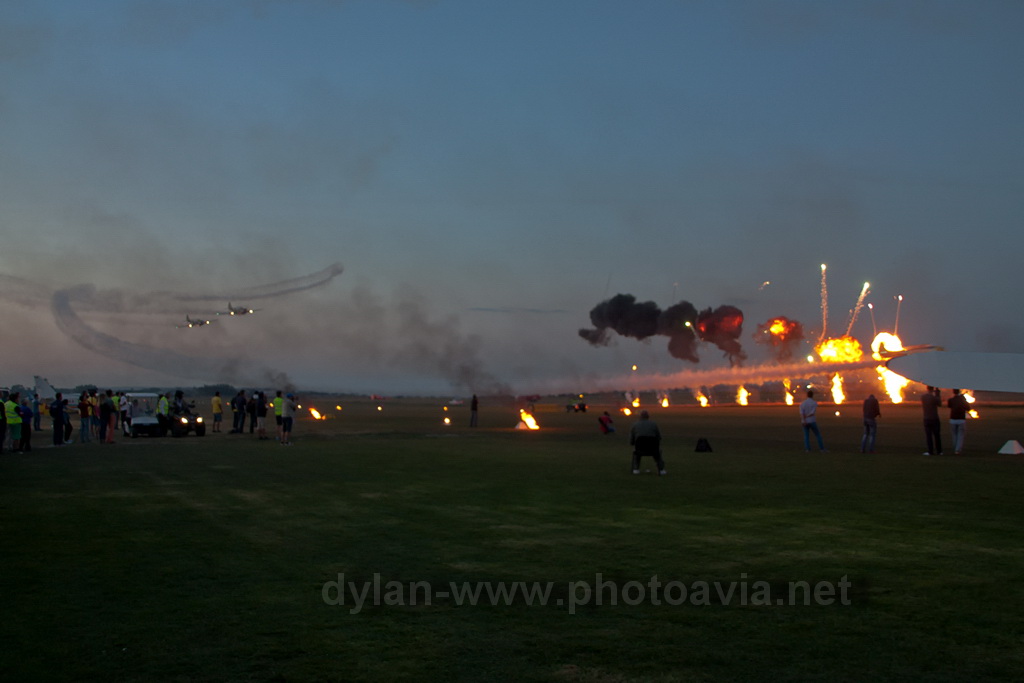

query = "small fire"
[695,390,709,408]
[964,390,979,418]
[815,336,864,363]
[309,407,325,420]
[443,417,451,425]
[830,373,845,404]
[736,386,749,406]
[871,332,909,403]
[518,409,540,430]
[622,407,633,416]
[783,379,794,406]
[660,395,670,408]
[631,397,640,408]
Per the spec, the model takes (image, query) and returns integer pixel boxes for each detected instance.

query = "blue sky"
[2,1,1022,394]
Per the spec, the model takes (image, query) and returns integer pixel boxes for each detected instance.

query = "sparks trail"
[579,294,747,366]
[819,263,828,343]
[845,282,870,336]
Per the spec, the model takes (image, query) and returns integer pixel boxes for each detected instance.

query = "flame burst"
[695,391,709,408]
[309,407,325,420]
[518,409,540,430]
[631,397,640,408]
[830,373,845,404]
[783,379,794,406]
[871,332,910,403]
[964,390,979,418]
[736,386,749,406]
[815,336,864,363]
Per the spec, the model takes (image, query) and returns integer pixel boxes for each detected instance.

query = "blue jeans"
[803,422,825,451]
[861,419,877,453]
[80,417,91,442]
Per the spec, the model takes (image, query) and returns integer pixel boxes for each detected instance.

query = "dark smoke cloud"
[579,294,747,366]
[695,305,747,366]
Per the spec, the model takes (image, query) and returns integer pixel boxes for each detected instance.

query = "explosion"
[736,386,749,406]
[815,336,864,363]
[871,332,910,403]
[756,316,805,361]
[695,390,709,407]
[309,407,325,420]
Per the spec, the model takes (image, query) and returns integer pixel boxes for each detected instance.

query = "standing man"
[861,393,881,453]
[948,389,970,455]
[800,390,826,452]
[469,394,479,427]
[921,386,943,456]
[50,393,65,447]
[32,393,41,432]
[211,391,223,433]
[281,393,297,446]
[255,391,269,440]
[629,410,666,475]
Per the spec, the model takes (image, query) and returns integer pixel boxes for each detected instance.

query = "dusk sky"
[2,1,1022,395]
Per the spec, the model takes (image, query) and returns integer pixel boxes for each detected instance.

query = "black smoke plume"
[579,295,746,365]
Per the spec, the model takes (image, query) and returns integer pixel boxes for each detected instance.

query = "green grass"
[2,399,1023,681]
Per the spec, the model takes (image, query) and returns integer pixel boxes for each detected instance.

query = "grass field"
[2,397,1023,682]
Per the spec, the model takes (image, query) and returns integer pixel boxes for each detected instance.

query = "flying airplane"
[221,303,261,316]
[177,315,213,328]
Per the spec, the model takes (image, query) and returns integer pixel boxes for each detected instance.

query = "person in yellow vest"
[273,390,284,442]
[5,391,24,453]
[211,391,223,433]
[157,392,170,437]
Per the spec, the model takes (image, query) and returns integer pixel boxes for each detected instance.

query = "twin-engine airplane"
[177,315,213,328]
[221,303,261,316]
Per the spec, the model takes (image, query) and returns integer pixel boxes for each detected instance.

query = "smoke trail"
[527,358,881,396]
[1,263,345,315]
[173,262,344,303]
[52,288,244,381]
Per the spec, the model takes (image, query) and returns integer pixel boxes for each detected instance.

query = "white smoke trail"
[523,358,882,396]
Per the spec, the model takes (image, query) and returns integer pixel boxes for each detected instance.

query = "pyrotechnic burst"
[755,316,805,361]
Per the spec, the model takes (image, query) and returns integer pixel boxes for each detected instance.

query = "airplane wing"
[886,351,1024,393]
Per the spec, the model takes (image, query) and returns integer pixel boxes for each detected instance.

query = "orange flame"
[783,379,794,406]
[622,407,633,416]
[309,407,325,420]
[660,396,669,408]
[736,386,749,406]
[871,332,910,403]
[830,373,845,404]
[815,336,864,363]
[695,391,709,408]
[963,390,979,418]
[518,409,540,430]
[631,397,640,408]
